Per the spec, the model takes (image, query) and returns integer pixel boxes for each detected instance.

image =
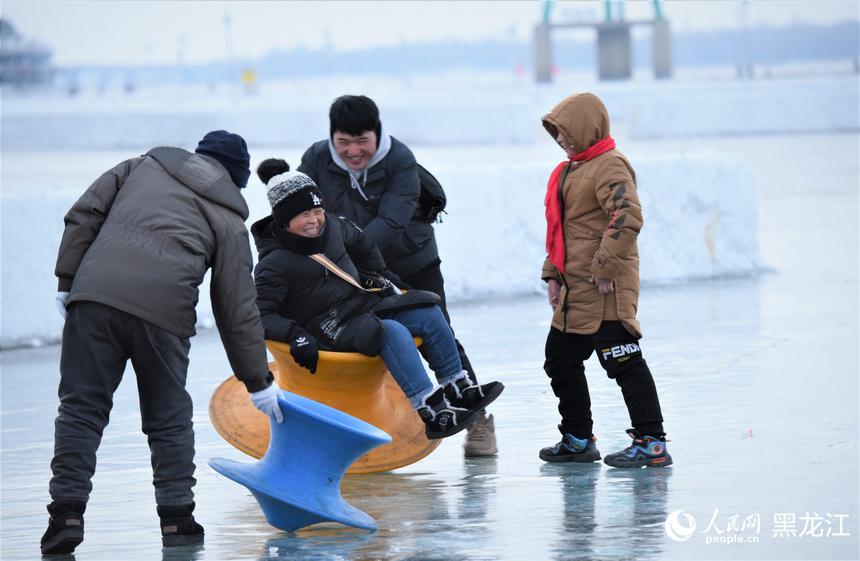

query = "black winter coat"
[297,137,439,277]
[251,213,439,356]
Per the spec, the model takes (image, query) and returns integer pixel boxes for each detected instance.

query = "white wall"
[0,150,758,348]
[8,70,850,347]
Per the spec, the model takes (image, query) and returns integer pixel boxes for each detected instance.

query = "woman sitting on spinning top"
[251,159,503,438]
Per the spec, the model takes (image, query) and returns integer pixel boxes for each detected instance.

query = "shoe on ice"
[539,430,601,463]
[418,386,479,440]
[464,411,497,457]
[40,501,85,555]
[603,429,673,468]
[157,502,204,547]
[443,372,504,413]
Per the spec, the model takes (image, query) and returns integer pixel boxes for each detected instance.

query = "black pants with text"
[544,321,665,439]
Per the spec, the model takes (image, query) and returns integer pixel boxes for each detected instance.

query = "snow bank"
[9,70,820,347]
[0,151,758,349]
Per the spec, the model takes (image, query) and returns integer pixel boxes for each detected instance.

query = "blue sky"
[3,1,858,66]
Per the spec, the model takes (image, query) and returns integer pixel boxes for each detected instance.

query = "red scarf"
[545,136,616,272]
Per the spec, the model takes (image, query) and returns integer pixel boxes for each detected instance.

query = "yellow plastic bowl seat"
[209,338,440,474]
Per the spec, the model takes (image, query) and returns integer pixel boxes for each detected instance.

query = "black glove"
[290,332,319,374]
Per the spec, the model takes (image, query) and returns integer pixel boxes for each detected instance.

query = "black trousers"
[400,259,476,384]
[51,301,196,506]
[543,322,665,439]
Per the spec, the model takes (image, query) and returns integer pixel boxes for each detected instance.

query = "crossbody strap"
[309,254,398,293]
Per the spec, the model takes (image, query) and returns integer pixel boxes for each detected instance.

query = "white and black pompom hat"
[266,171,325,226]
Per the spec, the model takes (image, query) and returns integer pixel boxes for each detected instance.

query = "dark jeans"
[400,259,476,385]
[543,322,665,439]
[49,301,196,507]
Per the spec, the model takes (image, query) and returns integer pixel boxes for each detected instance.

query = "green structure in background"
[534,0,671,82]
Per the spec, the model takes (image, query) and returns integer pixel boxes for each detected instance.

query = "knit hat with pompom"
[257,158,325,227]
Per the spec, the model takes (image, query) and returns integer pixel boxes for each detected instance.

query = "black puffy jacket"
[251,213,439,356]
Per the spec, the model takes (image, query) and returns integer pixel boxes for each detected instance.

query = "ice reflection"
[160,543,203,561]
[541,463,601,560]
[538,464,672,560]
[599,468,672,559]
[260,527,377,560]
[456,456,498,520]
[248,459,507,560]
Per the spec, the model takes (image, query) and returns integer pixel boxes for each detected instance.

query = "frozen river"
[2,131,858,560]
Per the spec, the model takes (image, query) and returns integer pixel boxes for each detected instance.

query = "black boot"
[443,372,504,412]
[417,386,479,439]
[40,501,85,555]
[157,502,204,547]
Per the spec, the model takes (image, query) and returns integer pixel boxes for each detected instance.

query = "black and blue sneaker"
[603,429,673,468]
[539,429,601,463]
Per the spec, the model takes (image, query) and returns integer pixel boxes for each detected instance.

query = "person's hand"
[547,279,561,308]
[590,274,614,293]
[290,332,319,374]
[249,382,284,423]
[55,291,71,319]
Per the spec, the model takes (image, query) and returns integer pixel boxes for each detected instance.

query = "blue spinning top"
[209,391,392,531]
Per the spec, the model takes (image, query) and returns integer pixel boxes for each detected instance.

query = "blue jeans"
[378,306,463,407]
[49,301,196,507]
[399,259,476,385]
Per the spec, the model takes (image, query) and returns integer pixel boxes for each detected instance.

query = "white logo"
[665,510,697,542]
[312,193,322,206]
[601,343,640,360]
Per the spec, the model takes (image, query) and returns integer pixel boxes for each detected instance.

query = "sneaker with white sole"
[443,372,504,413]
[603,429,672,468]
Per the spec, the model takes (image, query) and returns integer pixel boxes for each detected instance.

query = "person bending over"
[43,131,283,556]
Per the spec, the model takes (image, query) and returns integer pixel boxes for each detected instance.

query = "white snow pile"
[7,70,848,348]
[1,148,758,349]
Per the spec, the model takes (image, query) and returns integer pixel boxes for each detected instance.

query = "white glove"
[250,383,284,423]
[55,291,71,319]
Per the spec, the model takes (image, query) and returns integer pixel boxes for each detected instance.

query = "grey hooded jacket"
[55,147,271,391]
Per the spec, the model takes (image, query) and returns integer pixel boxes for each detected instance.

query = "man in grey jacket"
[42,131,283,555]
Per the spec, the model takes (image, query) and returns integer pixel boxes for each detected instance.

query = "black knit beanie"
[266,171,325,227]
[195,130,251,188]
